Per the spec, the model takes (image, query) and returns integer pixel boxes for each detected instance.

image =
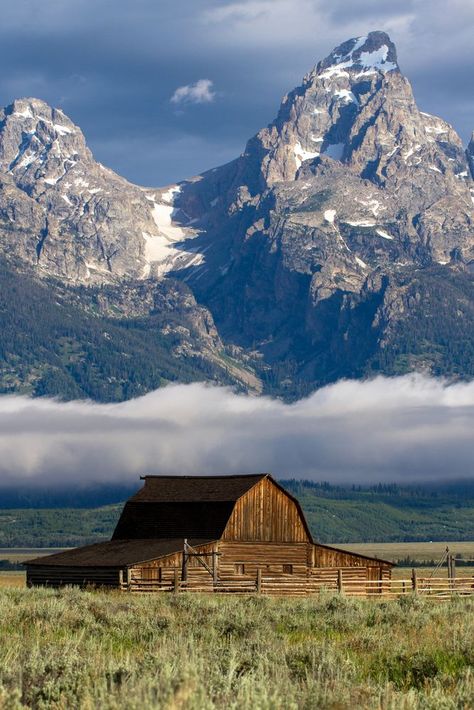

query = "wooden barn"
[26,474,394,594]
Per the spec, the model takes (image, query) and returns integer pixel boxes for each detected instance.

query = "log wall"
[26,566,121,588]
[217,541,311,580]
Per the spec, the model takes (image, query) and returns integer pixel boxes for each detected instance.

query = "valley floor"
[0,588,472,709]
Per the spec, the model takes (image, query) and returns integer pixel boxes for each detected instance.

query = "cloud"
[1,375,474,489]
[170,79,215,105]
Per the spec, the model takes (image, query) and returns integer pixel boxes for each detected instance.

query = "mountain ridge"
[0,31,473,400]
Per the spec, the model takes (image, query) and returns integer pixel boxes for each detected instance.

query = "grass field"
[0,588,472,709]
[338,541,474,563]
[0,548,69,563]
[337,541,474,580]
[0,572,24,588]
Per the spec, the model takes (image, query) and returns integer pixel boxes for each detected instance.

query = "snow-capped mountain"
[0,97,203,282]
[0,31,473,400]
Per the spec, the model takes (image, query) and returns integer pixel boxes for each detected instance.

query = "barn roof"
[111,474,272,541]
[131,474,267,502]
[25,538,213,568]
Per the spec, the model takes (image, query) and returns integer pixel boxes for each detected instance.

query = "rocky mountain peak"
[236,30,470,208]
[0,97,205,284]
[317,31,399,76]
[0,97,93,194]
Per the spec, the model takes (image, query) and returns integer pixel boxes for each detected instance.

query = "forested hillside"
[0,259,236,401]
[1,482,473,547]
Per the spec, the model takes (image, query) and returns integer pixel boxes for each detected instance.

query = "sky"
[0,0,472,186]
[2,375,474,488]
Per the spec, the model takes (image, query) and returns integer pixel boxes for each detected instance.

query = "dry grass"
[393,566,474,580]
[0,572,25,588]
[0,588,472,709]
[337,541,474,563]
[0,548,68,563]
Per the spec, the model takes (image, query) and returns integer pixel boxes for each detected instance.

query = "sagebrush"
[0,589,473,709]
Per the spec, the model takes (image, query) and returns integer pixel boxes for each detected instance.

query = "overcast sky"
[0,0,472,186]
[1,375,474,488]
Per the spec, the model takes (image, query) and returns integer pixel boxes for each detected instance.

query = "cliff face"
[170,32,474,393]
[0,32,473,400]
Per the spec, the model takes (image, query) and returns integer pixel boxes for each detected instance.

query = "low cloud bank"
[1,375,474,488]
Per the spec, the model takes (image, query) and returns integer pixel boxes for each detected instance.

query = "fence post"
[174,568,180,594]
[337,569,343,594]
[256,569,262,594]
[411,568,418,594]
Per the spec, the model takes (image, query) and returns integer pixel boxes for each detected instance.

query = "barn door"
[367,567,382,594]
[182,540,218,583]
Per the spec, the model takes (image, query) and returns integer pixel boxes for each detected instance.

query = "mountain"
[0,31,473,400]
[0,100,260,397]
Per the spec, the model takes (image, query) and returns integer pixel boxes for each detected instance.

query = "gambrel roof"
[131,474,267,502]
[111,474,269,541]
[111,473,313,542]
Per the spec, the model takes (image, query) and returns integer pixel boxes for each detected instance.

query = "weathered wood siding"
[131,542,218,590]
[222,477,310,542]
[217,541,311,580]
[26,566,121,588]
[313,544,390,570]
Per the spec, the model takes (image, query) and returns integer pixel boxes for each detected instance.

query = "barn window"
[235,563,245,575]
[283,564,293,574]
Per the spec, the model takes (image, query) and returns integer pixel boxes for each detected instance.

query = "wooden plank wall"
[26,566,121,588]
[217,541,311,581]
[222,478,310,542]
[313,544,390,570]
[131,542,218,590]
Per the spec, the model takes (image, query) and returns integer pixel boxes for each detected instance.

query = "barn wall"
[222,478,310,542]
[26,566,121,588]
[313,544,391,571]
[131,542,218,590]
[217,541,312,580]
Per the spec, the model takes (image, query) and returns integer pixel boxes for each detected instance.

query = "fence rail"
[121,574,474,598]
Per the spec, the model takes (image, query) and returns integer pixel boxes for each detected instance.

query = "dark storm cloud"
[1,376,474,488]
[0,1,471,186]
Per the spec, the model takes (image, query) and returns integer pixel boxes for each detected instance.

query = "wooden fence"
[121,570,474,599]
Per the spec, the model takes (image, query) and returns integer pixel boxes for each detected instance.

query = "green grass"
[0,588,473,708]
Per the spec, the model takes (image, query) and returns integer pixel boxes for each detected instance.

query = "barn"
[26,474,394,593]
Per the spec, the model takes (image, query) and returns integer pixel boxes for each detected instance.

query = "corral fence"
[121,569,474,599]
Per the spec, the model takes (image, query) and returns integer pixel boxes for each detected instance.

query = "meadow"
[338,542,474,580]
[0,587,472,709]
